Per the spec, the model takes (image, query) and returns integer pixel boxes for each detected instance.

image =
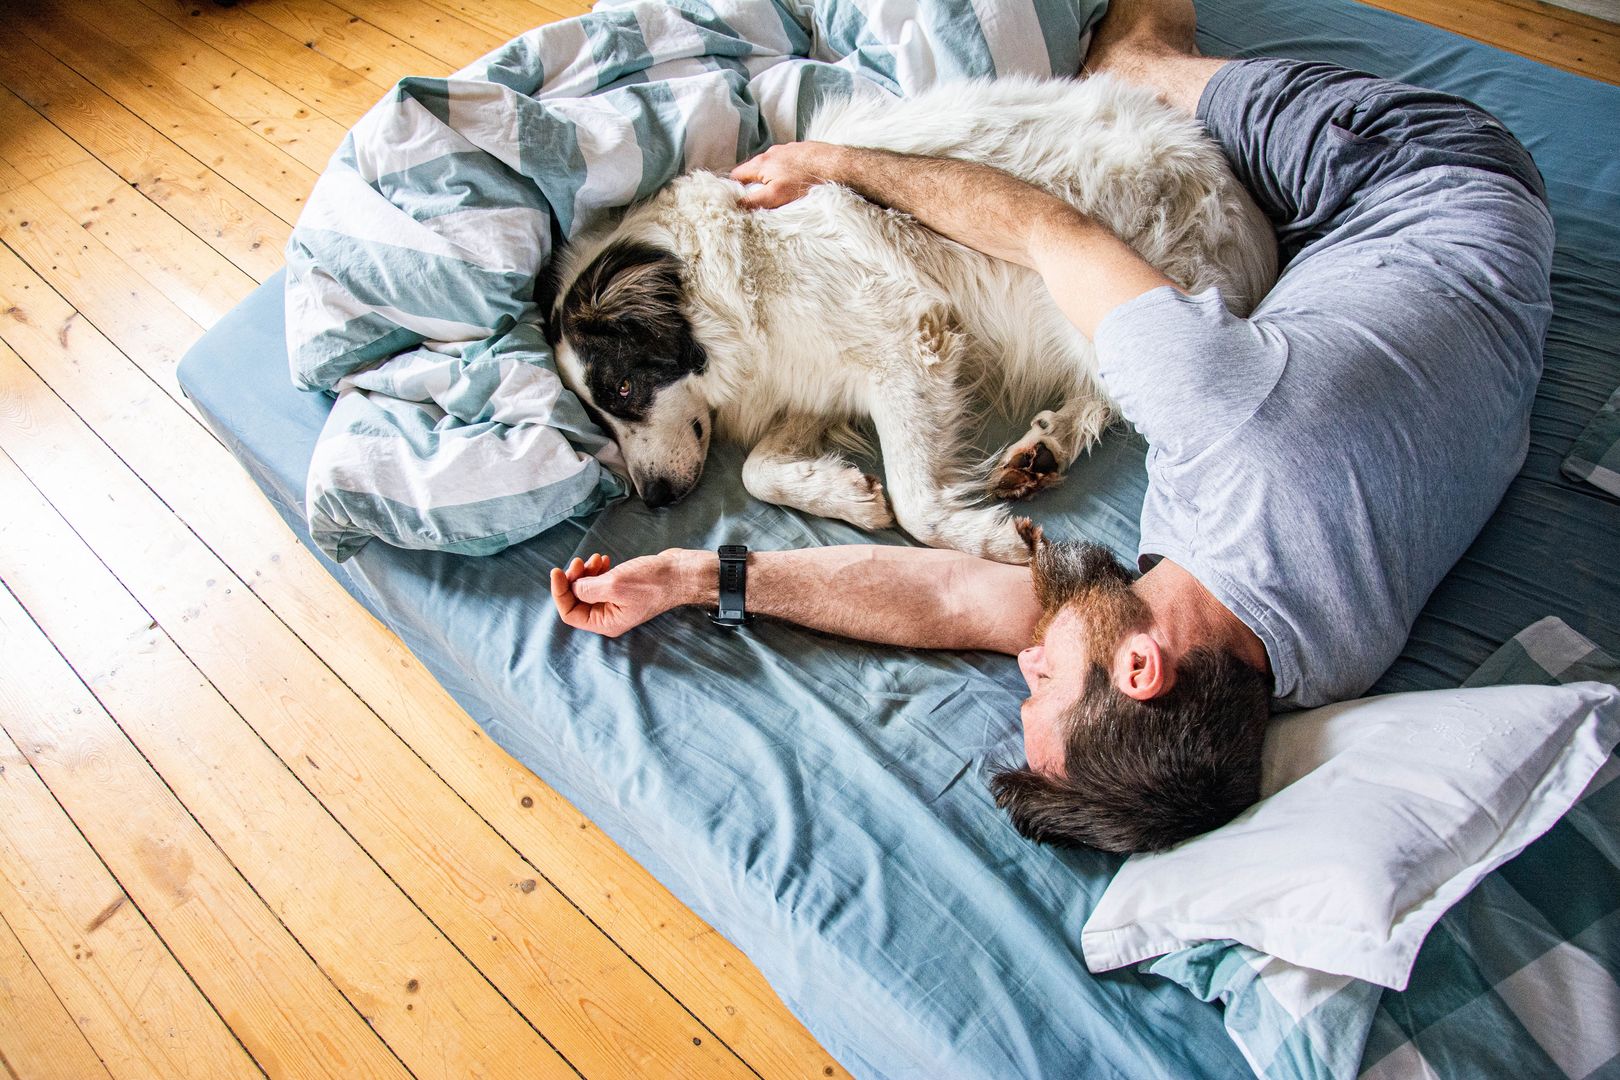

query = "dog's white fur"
[552,74,1276,563]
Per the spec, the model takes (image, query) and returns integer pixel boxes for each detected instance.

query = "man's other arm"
[550,545,1041,655]
[730,142,1179,337]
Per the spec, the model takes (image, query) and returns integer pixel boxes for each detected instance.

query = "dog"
[546,75,1276,563]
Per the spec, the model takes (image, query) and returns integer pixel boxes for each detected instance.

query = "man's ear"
[1114,632,1170,701]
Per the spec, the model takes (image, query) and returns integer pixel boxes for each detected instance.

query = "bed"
[177,0,1620,1075]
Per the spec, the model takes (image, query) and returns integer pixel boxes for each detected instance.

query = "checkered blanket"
[284,0,1101,560]
[1147,617,1620,1080]
[1564,387,1620,497]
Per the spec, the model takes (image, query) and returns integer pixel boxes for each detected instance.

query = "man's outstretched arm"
[550,545,1041,654]
[730,143,1178,337]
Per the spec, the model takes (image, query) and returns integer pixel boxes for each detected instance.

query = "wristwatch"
[711,544,749,628]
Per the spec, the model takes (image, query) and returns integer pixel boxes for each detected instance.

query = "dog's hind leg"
[987,392,1115,501]
[741,415,895,531]
[867,350,1031,565]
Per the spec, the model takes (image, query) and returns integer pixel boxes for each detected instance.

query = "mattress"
[178,0,1620,1076]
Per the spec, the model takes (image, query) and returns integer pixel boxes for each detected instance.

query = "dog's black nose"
[643,478,676,509]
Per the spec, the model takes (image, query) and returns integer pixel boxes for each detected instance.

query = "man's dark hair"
[990,646,1271,853]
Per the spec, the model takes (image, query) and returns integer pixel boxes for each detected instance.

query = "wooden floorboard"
[1361,0,1620,83]
[0,907,118,1080]
[0,0,1611,1076]
[0,26,290,282]
[0,593,270,1080]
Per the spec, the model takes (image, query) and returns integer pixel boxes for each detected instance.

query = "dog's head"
[548,238,712,508]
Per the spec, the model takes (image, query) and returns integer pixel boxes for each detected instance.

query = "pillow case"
[1081,682,1620,988]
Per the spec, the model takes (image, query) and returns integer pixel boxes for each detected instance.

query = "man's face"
[1018,607,1090,775]
[1016,541,1148,777]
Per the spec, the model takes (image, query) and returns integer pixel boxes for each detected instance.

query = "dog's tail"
[822,419,876,461]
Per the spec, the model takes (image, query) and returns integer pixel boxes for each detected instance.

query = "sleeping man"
[549,0,1555,852]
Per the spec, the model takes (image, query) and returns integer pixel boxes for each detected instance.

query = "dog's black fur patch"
[555,240,707,422]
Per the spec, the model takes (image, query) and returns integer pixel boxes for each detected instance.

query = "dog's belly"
[711,338,872,446]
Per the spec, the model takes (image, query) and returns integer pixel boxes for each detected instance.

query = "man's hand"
[731,142,846,209]
[549,551,697,637]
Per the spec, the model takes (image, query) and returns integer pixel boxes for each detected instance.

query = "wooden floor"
[0,0,1614,1075]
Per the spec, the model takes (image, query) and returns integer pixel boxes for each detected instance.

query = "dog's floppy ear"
[535,254,564,344]
[559,239,707,377]
[562,240,687,342]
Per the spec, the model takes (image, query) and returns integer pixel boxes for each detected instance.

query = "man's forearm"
[825,146,1071,267]
[669,545,1039,654]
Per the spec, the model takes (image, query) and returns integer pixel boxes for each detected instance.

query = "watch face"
[719,544,747,557]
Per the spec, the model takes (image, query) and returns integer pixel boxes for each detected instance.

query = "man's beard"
[1028,537,1150,664]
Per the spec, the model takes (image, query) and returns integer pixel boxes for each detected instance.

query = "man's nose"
[1017,645,1042,688]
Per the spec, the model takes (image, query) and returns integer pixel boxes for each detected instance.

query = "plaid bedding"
[285,0,1102,560]
[1149,617,1620,1080]
[1563,387,1620,498]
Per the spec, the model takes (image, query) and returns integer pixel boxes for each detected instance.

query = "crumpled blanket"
[286,0,1101,560]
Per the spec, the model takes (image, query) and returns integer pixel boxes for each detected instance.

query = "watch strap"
[713,544,749,627]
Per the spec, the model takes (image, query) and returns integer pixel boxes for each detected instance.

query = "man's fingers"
[736,184,777,210]
[549,567,583,624]
[738,182,802,210]
[730,156,765,183]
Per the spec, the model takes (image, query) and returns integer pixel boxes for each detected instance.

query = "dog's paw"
[819,469,895,532]
[747,453,894,532]
[978,517,1035,565]
[840,473,897,532]
[907,508,1031,565]
[988,412,1068,501]
[1014,516,1043,555]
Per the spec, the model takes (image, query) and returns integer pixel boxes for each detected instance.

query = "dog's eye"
[617,378,632,398]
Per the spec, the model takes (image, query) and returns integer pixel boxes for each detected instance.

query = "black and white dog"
[547,75,1275,563]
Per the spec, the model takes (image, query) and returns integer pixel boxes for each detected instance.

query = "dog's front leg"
[867,367,1030,565]
[741,415,895,531]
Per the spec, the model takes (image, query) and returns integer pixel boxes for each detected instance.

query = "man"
[549,0,1555,852]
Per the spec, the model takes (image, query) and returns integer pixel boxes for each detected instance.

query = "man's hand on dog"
[550,552,686,637]
[731,142,844,209]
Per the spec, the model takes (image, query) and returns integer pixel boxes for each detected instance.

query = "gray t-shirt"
[1094,166,1554,708]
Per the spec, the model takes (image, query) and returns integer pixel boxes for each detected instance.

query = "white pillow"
[1080,681,1620,989]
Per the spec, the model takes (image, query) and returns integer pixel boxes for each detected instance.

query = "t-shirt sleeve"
[1093,286,1288,463]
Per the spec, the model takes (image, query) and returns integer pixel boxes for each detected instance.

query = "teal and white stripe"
[287,0,1103,560]
[1147,617,1620,1080]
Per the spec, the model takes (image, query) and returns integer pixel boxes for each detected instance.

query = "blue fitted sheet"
[179,0,1620,1076]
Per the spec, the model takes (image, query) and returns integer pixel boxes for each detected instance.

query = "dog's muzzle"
[642,477,695,509]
